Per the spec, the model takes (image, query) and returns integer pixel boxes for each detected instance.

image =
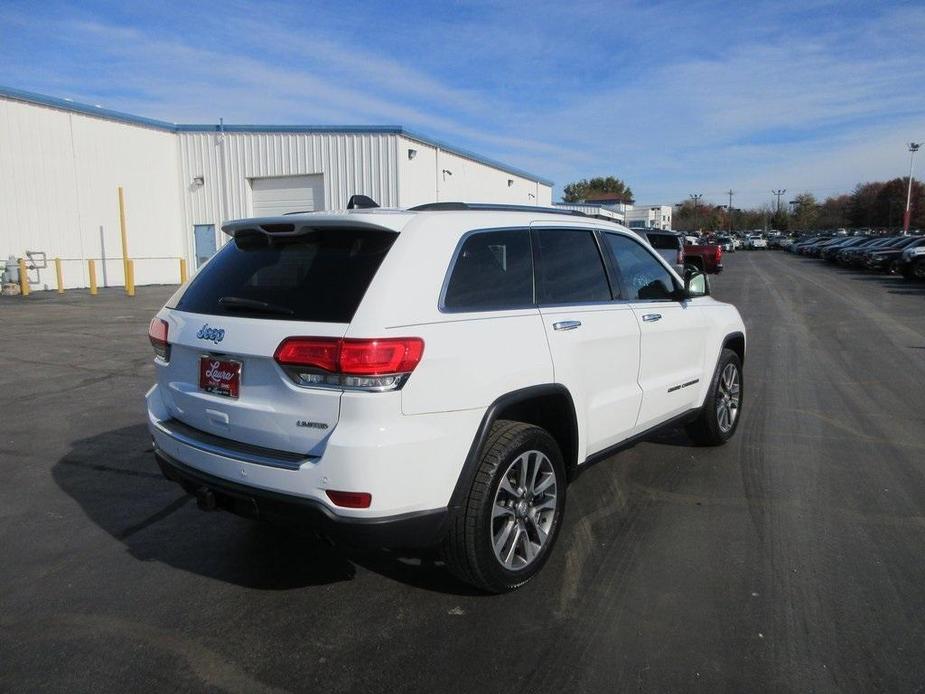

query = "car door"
[532,226,643,458]
[601,231,707,431]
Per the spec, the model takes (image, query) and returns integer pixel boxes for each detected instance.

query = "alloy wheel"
[491,450,557,571]
[716,363,741,433]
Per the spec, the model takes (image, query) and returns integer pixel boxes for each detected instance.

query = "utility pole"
[903,142,920,234]
[689,193,703,232]
[726,190,734,233]
[772,189,786,214]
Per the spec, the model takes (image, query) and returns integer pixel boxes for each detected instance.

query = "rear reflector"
[148,317,170,361]
[325,490,372,508]
[275,337,424,390]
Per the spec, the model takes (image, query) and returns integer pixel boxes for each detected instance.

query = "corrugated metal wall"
[0,98,185,289]
[177,131,401,256]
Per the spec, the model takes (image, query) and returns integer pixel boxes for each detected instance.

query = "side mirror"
[684,270,710,298]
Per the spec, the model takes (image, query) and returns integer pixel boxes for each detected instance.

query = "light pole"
[903,142,920,234]
[772,189,787,215]
[726,190,734,233]
[689,193,703,232]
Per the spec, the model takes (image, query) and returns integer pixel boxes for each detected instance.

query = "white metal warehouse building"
[0,86,553,291]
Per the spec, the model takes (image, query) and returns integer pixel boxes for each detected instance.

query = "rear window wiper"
[218,296,295,316]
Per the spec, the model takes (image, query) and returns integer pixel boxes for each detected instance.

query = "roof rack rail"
[408,202,589,217]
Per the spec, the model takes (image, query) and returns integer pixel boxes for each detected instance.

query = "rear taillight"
[325,490,372,508]
[148,317,170,361]
[274,337,424,391]
[274,338,340,373]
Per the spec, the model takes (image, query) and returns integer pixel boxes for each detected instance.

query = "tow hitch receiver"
[195,486,217,511]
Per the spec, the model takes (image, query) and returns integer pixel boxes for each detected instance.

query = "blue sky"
[2,0,924,208]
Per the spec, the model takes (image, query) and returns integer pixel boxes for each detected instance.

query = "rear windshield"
[645,233,681,250]
[170,228,397,322]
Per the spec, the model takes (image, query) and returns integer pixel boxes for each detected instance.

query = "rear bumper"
[154,447,448,548]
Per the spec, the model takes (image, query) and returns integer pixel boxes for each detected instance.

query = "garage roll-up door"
[251,175,325,216]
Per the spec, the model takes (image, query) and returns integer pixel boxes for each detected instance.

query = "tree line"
[671,178,925,233]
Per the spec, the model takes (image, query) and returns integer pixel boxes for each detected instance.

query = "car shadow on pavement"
[52,425,478,595]
[642,425,697,447]
[847,273,925,296]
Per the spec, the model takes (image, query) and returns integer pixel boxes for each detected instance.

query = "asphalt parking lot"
[2,252,924,693]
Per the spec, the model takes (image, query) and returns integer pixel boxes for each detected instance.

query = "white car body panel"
[631,300,708,428]
[540,302,643,459]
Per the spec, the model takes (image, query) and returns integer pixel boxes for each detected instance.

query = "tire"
[443,420,567,593]
[889,259,902,275]
[686,348,743,446]
[913,258,925,281]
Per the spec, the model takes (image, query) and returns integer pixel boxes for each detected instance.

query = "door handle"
[641,313,662,322]
[553,320,582,331]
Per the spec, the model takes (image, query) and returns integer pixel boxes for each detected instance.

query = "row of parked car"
[788,233,925,279]
[708,232,782,253]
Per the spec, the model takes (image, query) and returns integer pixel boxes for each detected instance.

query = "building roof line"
[0,84,179,131]
[0,85,553,186]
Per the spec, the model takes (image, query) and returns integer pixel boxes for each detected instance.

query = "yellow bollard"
[55,257,64,294]
[126,259,135,297]
[118,186,130,293]
[88,259,98,295]
[18,258,30,296]
[179,258,188,284]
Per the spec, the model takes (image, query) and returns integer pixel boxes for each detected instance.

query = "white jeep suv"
[146,202,746,592]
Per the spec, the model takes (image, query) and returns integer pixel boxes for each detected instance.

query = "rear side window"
[443,229,533,310]
[534,229,612,304]
[645,233,682,250]
[604,232,677,301]
[171,228,397,322]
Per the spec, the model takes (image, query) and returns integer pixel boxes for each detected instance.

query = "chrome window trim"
[601,230,683,302]
[438,226,536,314]
[437,223,685,314]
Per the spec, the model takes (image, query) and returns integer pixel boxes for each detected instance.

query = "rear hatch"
[156,223,397,455]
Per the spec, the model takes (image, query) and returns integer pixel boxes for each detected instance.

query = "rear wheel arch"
[449,385,579,512]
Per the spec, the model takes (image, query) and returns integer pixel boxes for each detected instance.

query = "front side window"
[443,229,533,310]
[533,229,612,304]
[604,232,677,301]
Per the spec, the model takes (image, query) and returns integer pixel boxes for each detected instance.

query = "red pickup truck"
[684,240,724,274]
[642,231,724,274]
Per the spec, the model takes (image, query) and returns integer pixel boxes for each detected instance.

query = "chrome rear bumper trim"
[152,418,314,470]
